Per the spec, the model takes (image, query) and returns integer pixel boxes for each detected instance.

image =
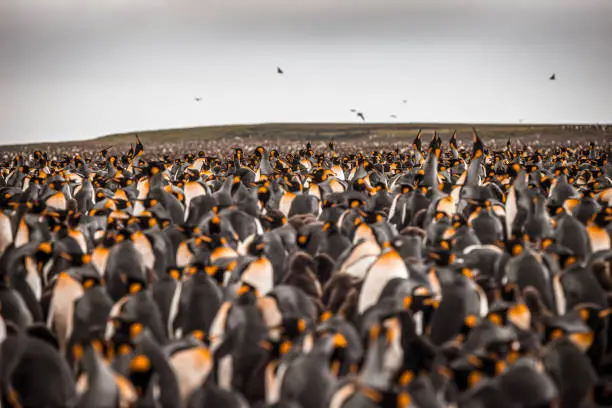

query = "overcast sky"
[1,0,611,145]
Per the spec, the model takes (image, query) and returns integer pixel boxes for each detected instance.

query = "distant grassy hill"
[3,122,610,151]
[93,122,608,146]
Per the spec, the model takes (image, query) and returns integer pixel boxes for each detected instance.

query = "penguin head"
[427,249,456,267]
[259,338,293,361]
[35,241,54,269]
[438,237,453,252]
[403,286,437,314]
[166,266,183,281]
[363,210,386,225]
[505,302,532,332]
[574,304,612,332]
[352,178,368,193]
[111,317,145,346]
[504,237,526,257]
[233,147,243,162]
[557,252,578,270]
[284,176,303,193]
[471,133,485,160]
[261,209,286,231]
[442,354,485,393]
[237,282,261,302]
[280,316,308,340]
[321,220,339,235]
[499,282,520,303]
[247,235,266,257]
[80,265,105,289]
[58,251,92,268]
[347,197,365,210]
[49,179,65,192]
[541,311,594,351]
[120,273,146,295]
[433,210,450,223]
[459,314,480,339]
[471,352,508,379]
[1,192,19,208]
[591,205,612,227]
[127,212,157,231]
[113,228,133,244]
[128,354,154,397]
[257,185,271,206]
[312,168,334,183]
[208,215,223,236]
[296,231,311,250]
[205,260,236,285]
[177,223,201,239]
[328,332,349,377]
[451,213,467,229]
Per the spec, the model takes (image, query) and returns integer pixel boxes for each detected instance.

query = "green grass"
[3,122,609,151]
[91,122,607,146]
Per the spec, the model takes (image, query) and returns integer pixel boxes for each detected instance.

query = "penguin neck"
[466,156,483,186]
[137,330,182,408]
[82,342,119,399]
[422,154,439,189]
[260,154,272,172]
[219,177,233,194]
[149,173,165,192]
[359,337,395,391]
[533,197,548,217]
[130,369,156,404]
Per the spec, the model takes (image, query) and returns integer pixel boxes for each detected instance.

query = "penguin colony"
[0,131,611,408]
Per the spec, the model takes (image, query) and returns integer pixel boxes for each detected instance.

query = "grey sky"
[1,0,611,145]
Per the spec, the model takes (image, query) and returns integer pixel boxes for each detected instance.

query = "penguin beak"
[297,319,307,334]
[333,333,348,349]
[599,309,612,318]
[129,323,144,340]
[403,296,412,310]
[169,269,180,280]
[237,284,250,296]
[129,354,152,374]
[129,282,142,293]
[569,331,594,353]
[204,265,218,276]
[72,344,84,362]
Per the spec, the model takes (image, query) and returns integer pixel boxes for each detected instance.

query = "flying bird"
[194,97,202,102]
[390,114,397,119]
[357,112,365,122]
[277,67,284,74]
[549,74,556,81]
[402,100,407,104]
[350,109,357,113]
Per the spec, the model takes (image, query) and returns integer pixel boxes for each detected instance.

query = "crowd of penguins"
[0,130,612,408]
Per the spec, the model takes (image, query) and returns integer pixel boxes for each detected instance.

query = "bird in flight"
[390,114,397,119]
[357,112,365,122]
[549,74,556,81]
[350,109,357,113]
[277,67,284,74]
[194,97,202,102]
[402,100,407,104]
